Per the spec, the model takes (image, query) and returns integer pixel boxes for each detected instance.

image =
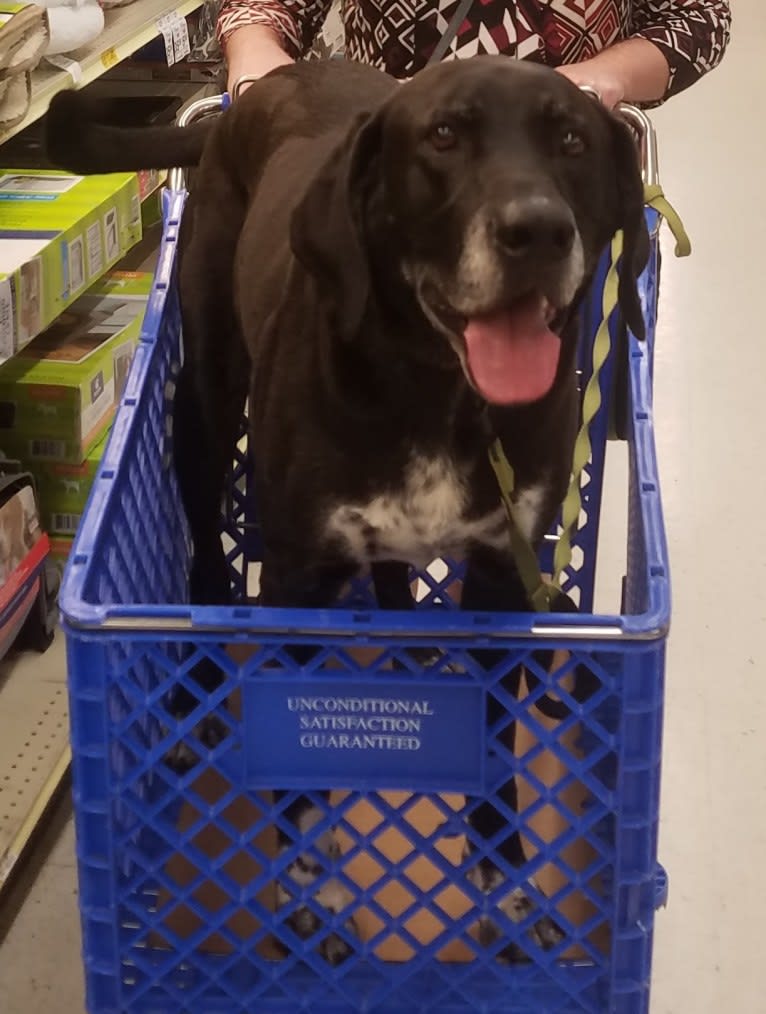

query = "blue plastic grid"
[61,189,670,1014]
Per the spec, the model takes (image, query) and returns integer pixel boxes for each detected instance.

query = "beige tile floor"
[0,4,763,1011]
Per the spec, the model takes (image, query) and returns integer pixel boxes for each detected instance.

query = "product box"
[35,426,108,536]
[0,271,152,464]
[141,188,163,231]
[0,169,142,356]
[137,169,165,203]
[137,170,166,230]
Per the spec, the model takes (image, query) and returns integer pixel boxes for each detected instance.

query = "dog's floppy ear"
[609,116,650,341]
[290,110,383,340]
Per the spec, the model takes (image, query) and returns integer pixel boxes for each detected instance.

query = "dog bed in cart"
[60,99,681,1014]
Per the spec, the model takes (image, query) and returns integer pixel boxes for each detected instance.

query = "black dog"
[46,56,648,963]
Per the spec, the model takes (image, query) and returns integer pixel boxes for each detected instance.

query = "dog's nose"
[493,198,575,261]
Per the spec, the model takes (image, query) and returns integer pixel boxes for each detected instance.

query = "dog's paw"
[470,864,564,962]
[277,856,358,965]
[163,714,231,774]
[403,645,464,673]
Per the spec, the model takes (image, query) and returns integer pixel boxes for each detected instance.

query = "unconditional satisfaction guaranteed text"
[289,695,435,752]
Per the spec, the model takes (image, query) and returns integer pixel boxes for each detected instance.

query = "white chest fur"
[325,455,526,568]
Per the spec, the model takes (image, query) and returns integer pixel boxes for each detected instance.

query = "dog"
[46,56,648,964]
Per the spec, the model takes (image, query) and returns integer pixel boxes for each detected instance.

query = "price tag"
[46,54,83,84]
[156,15,175,65]
[100,46,119,69]
[171,12,190,62]
[156,12,190,66]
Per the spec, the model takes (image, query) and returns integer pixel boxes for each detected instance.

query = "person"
[216,0,730,107]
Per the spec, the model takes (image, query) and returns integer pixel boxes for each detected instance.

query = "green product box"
[0,270,153,464]
[35,426,109,536]
[141,189,163,230]
[0,169,142,357]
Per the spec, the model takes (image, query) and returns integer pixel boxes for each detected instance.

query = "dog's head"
[291,57,649,407]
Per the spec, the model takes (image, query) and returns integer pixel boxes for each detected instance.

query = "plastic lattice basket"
[61,188,670,1014]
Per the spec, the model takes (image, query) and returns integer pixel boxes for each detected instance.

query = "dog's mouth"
[424,288,566,406]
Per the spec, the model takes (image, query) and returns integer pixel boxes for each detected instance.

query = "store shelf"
[0,632,70,889]
[0,0,199,888]
[0,0,204,146]
[0,0,194,892]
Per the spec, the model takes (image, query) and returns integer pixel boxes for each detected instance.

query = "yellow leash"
[489,185,691,610]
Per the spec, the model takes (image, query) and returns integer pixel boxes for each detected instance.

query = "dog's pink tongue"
[464,294,561,405]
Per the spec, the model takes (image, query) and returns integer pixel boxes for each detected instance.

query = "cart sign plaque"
[243,678,485,792]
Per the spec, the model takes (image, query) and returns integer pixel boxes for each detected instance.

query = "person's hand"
[224,25,294,97]
[555,39,671,109]
[555,60,625,109]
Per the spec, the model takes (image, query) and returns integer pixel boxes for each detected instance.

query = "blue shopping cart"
[60,96,675,1014]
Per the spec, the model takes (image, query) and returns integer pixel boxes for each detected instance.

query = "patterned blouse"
[215,0,731,101]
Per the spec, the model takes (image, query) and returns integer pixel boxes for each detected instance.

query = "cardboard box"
[0,169,142,355]
[136,169,165,203]
[35,426,109,536]
[0,270,152,464]
[141,189,163,231]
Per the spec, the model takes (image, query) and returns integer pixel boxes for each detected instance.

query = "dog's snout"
[493,198,575,261]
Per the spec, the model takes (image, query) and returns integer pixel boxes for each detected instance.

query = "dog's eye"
[561,129,586,156]
[429,123,458,152]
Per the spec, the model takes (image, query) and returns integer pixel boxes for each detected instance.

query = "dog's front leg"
[461,546,564,961]
[372,560,462,669]
[164,199,250,771]
[260,551,361,965]
[371,559,414,610]
[164,355,249,773]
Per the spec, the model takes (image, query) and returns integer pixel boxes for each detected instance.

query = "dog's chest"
[325,456,512,567]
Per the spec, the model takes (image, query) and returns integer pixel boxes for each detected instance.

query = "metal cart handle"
[166,89,658,194]
[167,95,227,193]
[576,85,658,187]
[617,103,659,188]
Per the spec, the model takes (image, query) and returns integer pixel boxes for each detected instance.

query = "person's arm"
[629,0,731,98]
[556,0,731,107]
[556,37,671,108]
[216,0,332,95]
[223,23,294,91]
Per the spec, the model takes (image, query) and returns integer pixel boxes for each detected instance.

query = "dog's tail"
[45,89,213,175]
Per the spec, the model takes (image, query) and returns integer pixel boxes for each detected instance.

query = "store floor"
[0,5,762,1012]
